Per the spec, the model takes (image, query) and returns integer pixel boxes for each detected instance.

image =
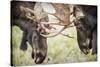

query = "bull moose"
[11,1,97,65]
[73,5,97,54]
[11,1,48,64]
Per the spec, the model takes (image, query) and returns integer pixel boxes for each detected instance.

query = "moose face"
[74,5,97,55]
[30,30,47,64]
[76,27,90,54]
[11,1,48,64]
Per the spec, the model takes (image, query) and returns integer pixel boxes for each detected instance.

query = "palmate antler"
[20,3,75,38]
[39,4,85,38]
[20,5,51,34]
[39,3,75,38]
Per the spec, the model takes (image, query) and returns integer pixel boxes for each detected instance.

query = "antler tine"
[40,23,76,38]
[60,33,74,38]
[20,6,36,21]
[25,12,35,20]
[20,6,26,12]
[45,12,64,22]
[20,6,35,14]
[25,7,35,15]
[40,26,66,37]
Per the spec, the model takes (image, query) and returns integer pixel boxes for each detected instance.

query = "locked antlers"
[19,3,77,38]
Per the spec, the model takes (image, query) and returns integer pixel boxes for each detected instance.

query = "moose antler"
[20,6,35,20]
[20,3,76,38]
[39,3,74,37]
[20,4,51,34]
[39,4,85,38]
[43,4,71,26]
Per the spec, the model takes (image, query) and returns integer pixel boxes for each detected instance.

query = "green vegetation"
[11,26,97,66]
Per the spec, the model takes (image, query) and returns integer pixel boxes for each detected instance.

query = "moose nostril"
[31,52,34,59]
[35,57,39,62]
[35,58,41,64]
[34,50,46,64]
[82,49,88,55]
